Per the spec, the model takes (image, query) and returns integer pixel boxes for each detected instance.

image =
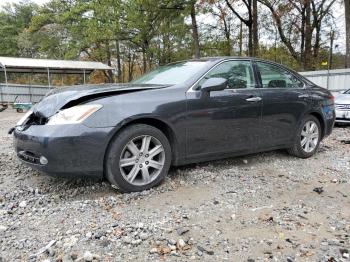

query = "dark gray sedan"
[12,57,336,192]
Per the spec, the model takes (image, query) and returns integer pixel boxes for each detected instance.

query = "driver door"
[185,60,262,159]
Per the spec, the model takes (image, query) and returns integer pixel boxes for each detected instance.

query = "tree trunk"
[190,2,201,58]
[161,30,171,65]
[222,18,231,56]
[239,21,243,56]
[303,0,313,70]
[248,24,253,56]
[142,45,147,74]
[252,0,259,56]
[300,6,306,69]
[105,42,113,83]
[116,40,122,83]
[329,30,335,70]
[128,47,131,82]
[128,47,135,82]
[313,23,321,66]
[225,0,254,56]
[345,0,350,68]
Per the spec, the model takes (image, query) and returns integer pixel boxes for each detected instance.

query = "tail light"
[328,94,335,103]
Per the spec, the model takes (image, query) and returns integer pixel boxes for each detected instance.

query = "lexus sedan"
[12,57,335,192]
[335,89,350,124]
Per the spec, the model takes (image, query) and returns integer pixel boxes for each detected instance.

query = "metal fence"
[300,68,350,91]
[1,68,350,104]
[0,83,51,104]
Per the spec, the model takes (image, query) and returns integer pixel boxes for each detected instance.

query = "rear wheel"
[287,115,321,158]
[105,124,171,192]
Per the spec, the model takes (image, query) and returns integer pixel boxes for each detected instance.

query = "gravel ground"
[0,109,349,262]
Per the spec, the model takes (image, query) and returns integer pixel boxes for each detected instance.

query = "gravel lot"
[0,109,349,262]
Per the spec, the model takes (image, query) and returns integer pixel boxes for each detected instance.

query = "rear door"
[186,60,262,158]
[255,61,311,149]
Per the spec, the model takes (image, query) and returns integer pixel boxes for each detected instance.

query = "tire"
[105,124,171,192]
[287,115,322,158]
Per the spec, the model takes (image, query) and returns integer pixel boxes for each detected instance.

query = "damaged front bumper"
[13,123,114,178]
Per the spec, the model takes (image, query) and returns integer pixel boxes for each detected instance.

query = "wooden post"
[0,65,3,104]
[47,68,51,89]
[29,71,32,103]
[4,65,9,106]
[327,30,334,90]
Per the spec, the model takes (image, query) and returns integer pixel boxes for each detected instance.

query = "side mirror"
[201,78,227,92]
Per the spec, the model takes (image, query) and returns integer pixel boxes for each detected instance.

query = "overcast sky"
[1,0,346,53]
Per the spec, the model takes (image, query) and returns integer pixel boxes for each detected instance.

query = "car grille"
[335,104,350,111]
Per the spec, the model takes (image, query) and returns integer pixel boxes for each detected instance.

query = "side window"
[198,61,255,90]
[256,62,304,89]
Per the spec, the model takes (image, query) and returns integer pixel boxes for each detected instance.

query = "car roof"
[186,56,283,64]
[186,57,251,62]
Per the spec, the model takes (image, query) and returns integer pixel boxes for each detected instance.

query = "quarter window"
[256,62,304,89]
[197,61,255,90]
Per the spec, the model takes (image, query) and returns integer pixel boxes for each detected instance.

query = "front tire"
[105,124,171,192]
[287,115,322,158]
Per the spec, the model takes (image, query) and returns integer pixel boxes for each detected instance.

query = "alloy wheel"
[300,120,319,153]
[119,135,165,186]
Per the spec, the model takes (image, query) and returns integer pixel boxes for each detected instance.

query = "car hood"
[335,93,350,104]
[33,83,168,118]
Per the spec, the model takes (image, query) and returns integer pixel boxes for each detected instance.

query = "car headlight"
[47,104,102,125]
[16,110,33,126]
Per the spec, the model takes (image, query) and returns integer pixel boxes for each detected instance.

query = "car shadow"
[21,144,333,201]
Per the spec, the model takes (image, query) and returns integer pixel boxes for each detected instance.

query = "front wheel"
[287,115,322,158]
[105,124,171,192]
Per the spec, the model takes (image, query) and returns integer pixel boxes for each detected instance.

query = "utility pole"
[327,30,335,90]
[328,30,335,70]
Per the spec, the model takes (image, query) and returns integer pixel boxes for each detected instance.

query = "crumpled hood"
[33,83,167,118]
[335,93,350,105]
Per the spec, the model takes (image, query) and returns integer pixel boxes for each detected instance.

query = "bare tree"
[311,0,338,67]
[259,0,337,70]
[225,0,259,56]
[209,2,234,56]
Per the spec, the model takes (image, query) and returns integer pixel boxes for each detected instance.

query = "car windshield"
[344,89,350,94]
[131,61,209,85]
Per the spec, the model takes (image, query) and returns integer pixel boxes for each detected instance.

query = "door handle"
[246,97,262,102]
[298,94,310,98]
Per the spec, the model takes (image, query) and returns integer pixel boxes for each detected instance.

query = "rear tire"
[105,124,171,192]
[287,115,322,158]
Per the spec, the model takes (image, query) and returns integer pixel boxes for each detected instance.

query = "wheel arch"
[103,117,180,174]
[307,111,326,139]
